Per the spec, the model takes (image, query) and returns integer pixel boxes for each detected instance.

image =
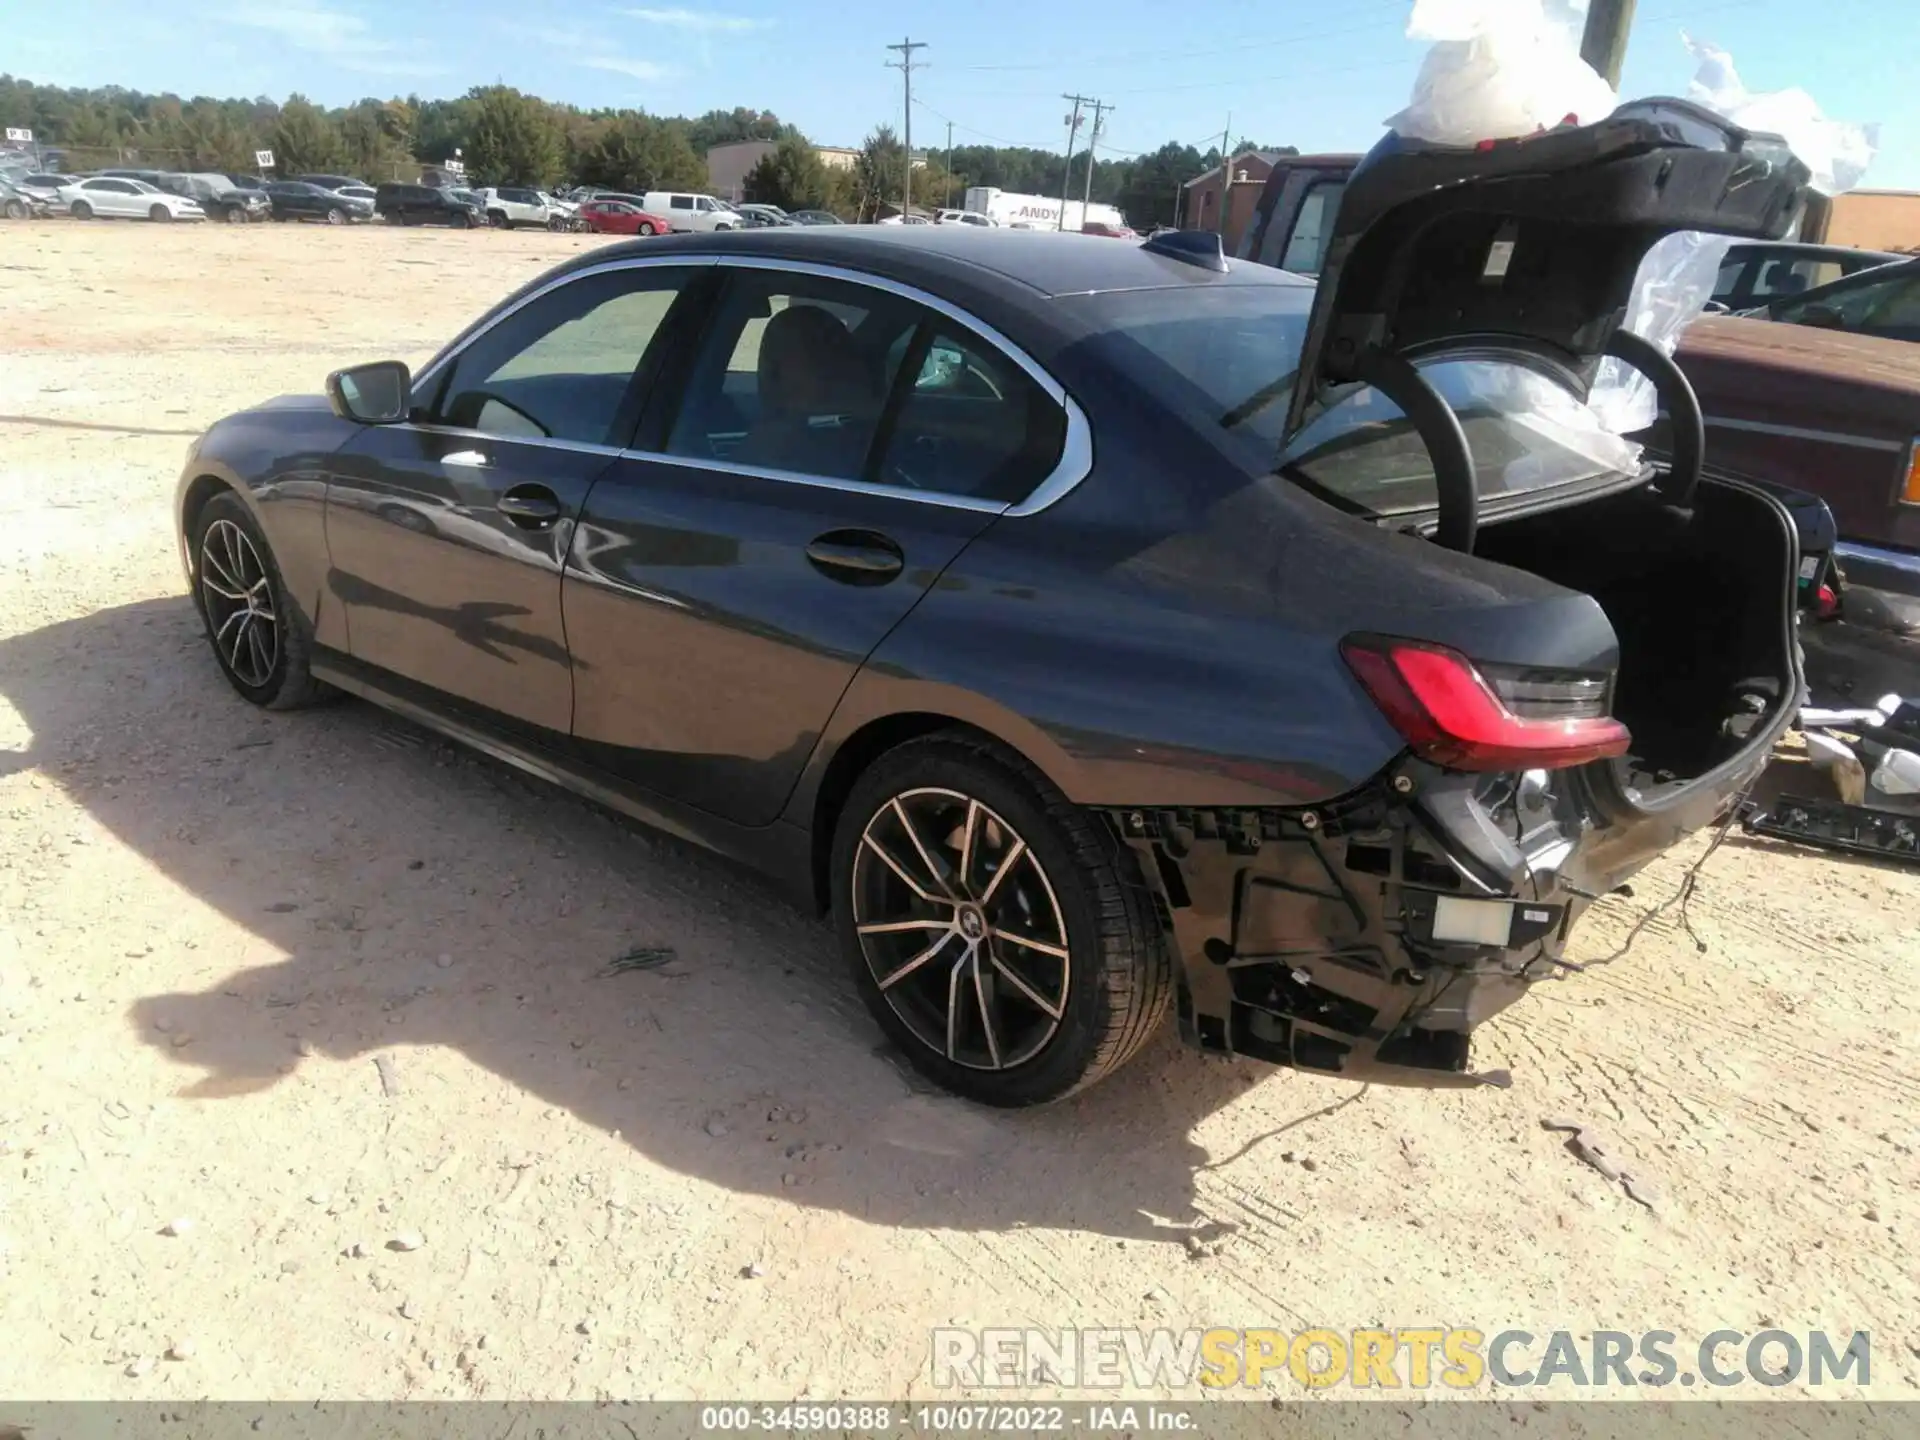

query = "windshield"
[1059,282,1643,518]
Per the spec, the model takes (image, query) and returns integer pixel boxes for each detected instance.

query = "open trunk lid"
[1281,99,1812,553]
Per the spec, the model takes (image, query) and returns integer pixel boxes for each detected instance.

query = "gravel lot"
[1,221,1916,1407]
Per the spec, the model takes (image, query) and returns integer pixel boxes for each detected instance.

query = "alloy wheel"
[851,787,1071,1071]
[199,518,280,689]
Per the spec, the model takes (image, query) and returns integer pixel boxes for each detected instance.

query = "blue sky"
[9,0,1919,187]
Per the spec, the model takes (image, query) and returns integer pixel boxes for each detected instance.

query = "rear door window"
[671,195,693,210]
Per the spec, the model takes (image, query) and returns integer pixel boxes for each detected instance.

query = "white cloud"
[621,7,772,33]
[583,54,679,81]
[224,1,445,75]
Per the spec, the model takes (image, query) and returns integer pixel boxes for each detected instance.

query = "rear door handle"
[442,449,489,468]
[806,530,905,586]
[498,484,562,528]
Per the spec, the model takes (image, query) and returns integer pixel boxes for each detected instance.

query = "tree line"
[0,74,1291,228]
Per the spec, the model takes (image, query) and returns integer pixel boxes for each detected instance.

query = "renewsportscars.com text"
[930,1327,1872,1391]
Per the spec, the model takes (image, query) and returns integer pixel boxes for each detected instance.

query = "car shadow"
[4,595,1293,1244]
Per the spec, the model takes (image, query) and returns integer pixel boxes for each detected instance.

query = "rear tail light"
[1341,635,1631,772]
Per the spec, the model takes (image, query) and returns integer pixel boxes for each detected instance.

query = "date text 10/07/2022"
[698,1404,1199,1432]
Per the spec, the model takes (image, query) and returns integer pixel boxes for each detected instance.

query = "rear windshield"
[1060,282,1644,517]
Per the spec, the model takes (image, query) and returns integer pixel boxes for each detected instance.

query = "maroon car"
[1677,257,1920,635]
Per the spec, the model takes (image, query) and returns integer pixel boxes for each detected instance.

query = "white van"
[642,192,739,233]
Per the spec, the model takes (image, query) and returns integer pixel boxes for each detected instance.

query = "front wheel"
[637,221,655,236]
[325,207,345,225]
[830,735,1173,1106]
[149,204,171,222]
[223,206,247,224]
[191,491,329,710]
[70,200,93,220]
[2,198,25,220]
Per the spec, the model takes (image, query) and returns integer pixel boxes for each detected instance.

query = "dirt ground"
[1,220,1917,1408]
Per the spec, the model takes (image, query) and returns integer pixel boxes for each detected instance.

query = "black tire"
[325,207,345,225]
[830,733,1173,1106]
[190,490,330,711]
[223,205,247,224]
[70,200,93,220]
[149,203,171,222]
[2,198,24,220]
[637,221,655,236]
[488,209,508,228]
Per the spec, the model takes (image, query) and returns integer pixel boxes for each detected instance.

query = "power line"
[953,2,1415,72]
[884,37,928,219]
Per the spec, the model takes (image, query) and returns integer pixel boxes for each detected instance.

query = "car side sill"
[308,650,817,911]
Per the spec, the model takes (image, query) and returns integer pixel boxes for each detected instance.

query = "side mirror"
[1702,300,1731,315]
[326,360,412,424]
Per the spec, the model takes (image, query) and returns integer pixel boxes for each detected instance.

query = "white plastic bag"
[1683,33,1878,197]
[1385,0,1618,146]
[1587,36,1880,434]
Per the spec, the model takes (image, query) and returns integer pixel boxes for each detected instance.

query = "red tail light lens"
[1341,635,1631,772]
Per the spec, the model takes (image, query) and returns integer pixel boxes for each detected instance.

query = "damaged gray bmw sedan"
[176,101,1814,1104]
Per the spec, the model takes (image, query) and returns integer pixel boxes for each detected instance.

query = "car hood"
[1680,312,1920,398]
[1283,97,1811,439]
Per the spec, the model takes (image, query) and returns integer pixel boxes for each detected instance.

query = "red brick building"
[1179,150,1282,252]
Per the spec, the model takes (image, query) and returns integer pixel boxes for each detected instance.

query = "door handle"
[806,530,905,586]
[442,449,489,468]
[498,485,563,528]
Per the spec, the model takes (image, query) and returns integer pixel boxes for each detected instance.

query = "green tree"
[268,96,345,175]
[742,135,830,210]
[853,125,907,221]
[465,86,563,186]
[578,114,704,194]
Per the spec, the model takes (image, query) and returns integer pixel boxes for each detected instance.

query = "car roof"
[1730,240,1904,264]
[575,225,1311,299]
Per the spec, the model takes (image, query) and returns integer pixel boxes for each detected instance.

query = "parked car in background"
[170,172,272,224]
[1678,257,1920,629]
[175,106,1823,1104]
[641,192,740,232]
[477,186,570,230]
[263,180,368,224]
[935,208,994,227]
[735,203,795,227]
[374,182,483,228]
[577,198,671,235]
[336,184,377,206]
[15,173,71,204]
[0,176,51,219]
[789,209,843,225]
[1711,241,1902,311]
[60,176,204,222]
[1081,220,1136,238]
[294,174,369,194]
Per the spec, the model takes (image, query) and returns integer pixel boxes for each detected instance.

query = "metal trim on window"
[408,250,1093,517]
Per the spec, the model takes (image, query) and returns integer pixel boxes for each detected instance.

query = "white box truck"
[964,187,1127,232]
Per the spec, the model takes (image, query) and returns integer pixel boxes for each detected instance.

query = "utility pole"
[1080,98,1110,221]
[1215,113,1232,236]
[1578,0,1636,87]
[1058,94,1090,231]
[945,120,955,209]
[885,38,928,220]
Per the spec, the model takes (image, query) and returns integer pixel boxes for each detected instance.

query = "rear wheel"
[2,198,25,220]
[830,735,1173,1106]
[70,200,93,220]
[149,204,171,222]
[325,207,345,225]
[191,491,329,710]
